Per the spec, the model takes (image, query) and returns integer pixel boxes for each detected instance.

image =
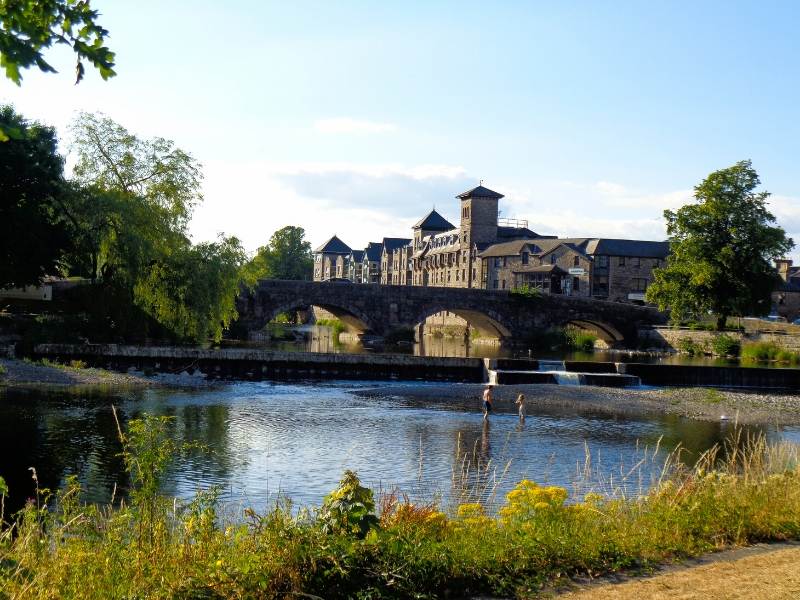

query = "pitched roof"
[382,237,412,253]
[456,185,504,200]
[413,209,455,231]
[314,235,351,254]
[479,240,542,258]
[349,249,364,262]
[496,226,541,240]
[364,242,382,262]
[586,239,670,258]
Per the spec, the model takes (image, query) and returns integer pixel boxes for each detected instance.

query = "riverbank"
[355,382,800,426]
[0,358,211,388]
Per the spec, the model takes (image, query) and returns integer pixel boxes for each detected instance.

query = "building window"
[632,257,641,267]
[456,270,460,281]
[495,257,501,268]
[502,257,508,267]
[492,279,498,289]
[501,280,506,289]
[618,256,626,266]
[522,252,529,265]
[593,276,608,296]
[550,254,557,265]
[573,256,580,267]
[573,277,580,292]
[633,278,648,292]
[598,255,608,268]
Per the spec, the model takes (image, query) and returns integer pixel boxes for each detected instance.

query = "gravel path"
[355,382,800,426]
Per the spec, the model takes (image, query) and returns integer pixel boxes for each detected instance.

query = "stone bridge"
[237,280,668,346]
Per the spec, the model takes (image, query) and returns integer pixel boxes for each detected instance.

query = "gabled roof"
[382,237,412,253]
[314,235,351,254]
[349,249,364,262]
[539,241,592,260]
[364,242,382,262]
[456,185,504,200]
[413,209,455,231]
[512,264,566,275]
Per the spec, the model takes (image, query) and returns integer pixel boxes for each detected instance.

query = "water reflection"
[1,383,797,515]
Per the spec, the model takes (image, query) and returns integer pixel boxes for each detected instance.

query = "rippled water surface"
[1,382,798,514]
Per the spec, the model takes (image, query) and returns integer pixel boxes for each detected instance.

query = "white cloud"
[313,117,398,134]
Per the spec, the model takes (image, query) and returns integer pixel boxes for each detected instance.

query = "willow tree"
[647,160,794,330]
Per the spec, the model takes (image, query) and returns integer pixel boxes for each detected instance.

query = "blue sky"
[2,1,799,258]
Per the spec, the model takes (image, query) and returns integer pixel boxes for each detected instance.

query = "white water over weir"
[537,360,582,386]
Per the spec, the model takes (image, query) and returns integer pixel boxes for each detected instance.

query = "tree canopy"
[243,226,314,284]
[0,0,115,86]
[0,104,69,287]
[647,160,794,329]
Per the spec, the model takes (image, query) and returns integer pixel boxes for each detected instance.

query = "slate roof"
[382,237,412,253]
[314,235,351,254]
[413,209,455,231]
[585,239,670,258]
[479,240,543,258]
[496,226,540,240]
[364,242,383,262]
[456,185,504,199]
[349,250,364,262]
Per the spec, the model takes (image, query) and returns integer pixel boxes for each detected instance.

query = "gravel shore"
[354,381,800,426]
[0,358,211,388]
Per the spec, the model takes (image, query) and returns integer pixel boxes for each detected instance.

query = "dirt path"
[559,543,800,599]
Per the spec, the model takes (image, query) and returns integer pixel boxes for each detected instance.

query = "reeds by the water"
[1,417,799,599]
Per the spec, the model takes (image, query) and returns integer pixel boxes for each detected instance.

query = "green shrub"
[0,364,6,379]
[564,328,597,352]
[510,284,542,299]
[711,334,740,357]
[317,470,379,538]
[677,337,705,356]
[68,359,87,369]
[316,318,345,337]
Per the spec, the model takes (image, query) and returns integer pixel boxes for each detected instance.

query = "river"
[1,381,798,516]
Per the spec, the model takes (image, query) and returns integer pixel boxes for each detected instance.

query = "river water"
[2,382,798,515]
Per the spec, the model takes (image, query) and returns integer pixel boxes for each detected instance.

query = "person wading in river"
[516,393,526,421]
[482,384,494,420]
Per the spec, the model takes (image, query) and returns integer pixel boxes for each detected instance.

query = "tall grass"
[741,341,800,365]
[0,418,798,599]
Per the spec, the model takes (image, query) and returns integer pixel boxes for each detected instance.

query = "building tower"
[457,185,503,287]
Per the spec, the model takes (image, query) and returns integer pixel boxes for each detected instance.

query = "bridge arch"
[565,319,625,344]
[413,305,513,340]
[264,300,374,334]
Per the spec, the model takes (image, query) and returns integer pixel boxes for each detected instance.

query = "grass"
[0,420,798,599]
[741,341,800,365]
[564,328,598,352]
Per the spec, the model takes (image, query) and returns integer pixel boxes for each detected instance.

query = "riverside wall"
[640,327,800,352]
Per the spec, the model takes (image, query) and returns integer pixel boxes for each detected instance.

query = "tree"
[70,112,202,231]
[0,104,69,287]
[0,0,115,86]
[134,235,247,342]
[647,160,794,330]
[243,226,314,284]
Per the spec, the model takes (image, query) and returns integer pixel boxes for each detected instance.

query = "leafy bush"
[316,318,345,337]
[711,334,740,357]
[677,337,705,356]
[317,470,379,538]
[68,359,87,369]
[564,328,597,352]
[510,284,542,299]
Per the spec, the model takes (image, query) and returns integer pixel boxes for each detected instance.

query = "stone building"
[312,185,671,305]
[313,235,351,281]
[773,258,800,321]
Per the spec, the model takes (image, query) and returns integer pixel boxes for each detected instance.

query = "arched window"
[573,256,580,267]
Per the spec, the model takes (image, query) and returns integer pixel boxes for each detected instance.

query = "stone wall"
[640,327,800,353]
